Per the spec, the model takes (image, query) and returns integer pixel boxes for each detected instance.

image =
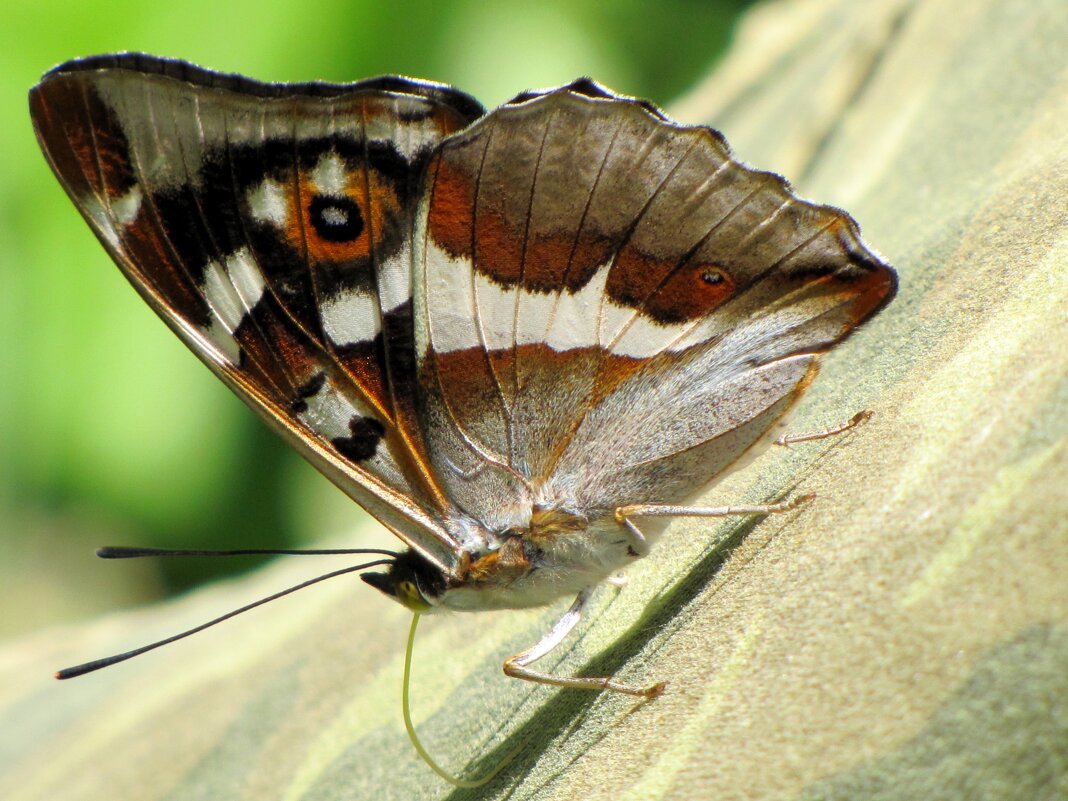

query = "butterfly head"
[361,550,448,612]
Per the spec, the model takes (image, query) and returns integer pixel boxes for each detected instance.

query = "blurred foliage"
[0,0,753,634]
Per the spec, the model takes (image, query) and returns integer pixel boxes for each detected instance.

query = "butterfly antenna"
[402,612,521,787]
[55,558,393,680]
[96,546,399,558]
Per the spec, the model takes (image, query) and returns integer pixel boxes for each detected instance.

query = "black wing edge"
[504,77,667,121]
[39,52,487,124]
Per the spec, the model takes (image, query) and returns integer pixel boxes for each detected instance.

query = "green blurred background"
[0,0,754,637]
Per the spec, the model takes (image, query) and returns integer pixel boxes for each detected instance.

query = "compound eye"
[396,580,431,611]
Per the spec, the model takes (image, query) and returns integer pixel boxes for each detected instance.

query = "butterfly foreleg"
[775,409,873,447]
[502,588,665,699]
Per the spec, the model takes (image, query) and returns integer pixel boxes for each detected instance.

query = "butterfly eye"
[397,580,431,611]
[309,195,364,242]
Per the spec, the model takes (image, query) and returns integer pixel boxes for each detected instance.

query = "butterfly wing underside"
[413,81,897,523]
[29,55,487,573]
[31,59,897,563]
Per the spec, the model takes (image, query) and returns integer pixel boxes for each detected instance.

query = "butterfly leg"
[617,515,652,557]
[615,495,812,557]
[615,493,815,537]
[775,409,873,447]
[503,589,665,698]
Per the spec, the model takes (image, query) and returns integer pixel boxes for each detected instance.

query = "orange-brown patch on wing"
[427,150,617,294]
[227,331,291,400]
[233,309,394,418]
[89,130,136,200]
[523,228,613,293]
[646,263,736,323]
[429,153,579,289]
[337,345,390,418]
[835,261,898,329]
[31,80,137,199]
[473,197,525,286]
[426,344,509,416]
[428,343,646,484]
[833,221,897,326]
[453,190,619,292]
[120,211,207,321]
[283,164,399,264]
[235,308,319,391]
[426,153,475,260]
[793,215,897,331]
[606,245,736,324]
[605,246,668,309]
[431,343,643,403]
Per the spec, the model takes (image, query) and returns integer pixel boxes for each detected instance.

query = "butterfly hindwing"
[30,55,486,572]
[413,81,896,521]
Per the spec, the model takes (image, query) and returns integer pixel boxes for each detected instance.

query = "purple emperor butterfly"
[31,53,896,781]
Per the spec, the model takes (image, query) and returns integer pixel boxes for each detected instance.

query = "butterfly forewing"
[413,81,896,520]
[30,56,486,572]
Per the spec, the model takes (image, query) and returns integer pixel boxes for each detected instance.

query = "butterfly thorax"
[362,504,635,612]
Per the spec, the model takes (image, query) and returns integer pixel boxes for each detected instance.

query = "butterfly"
[30,53,896,776]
